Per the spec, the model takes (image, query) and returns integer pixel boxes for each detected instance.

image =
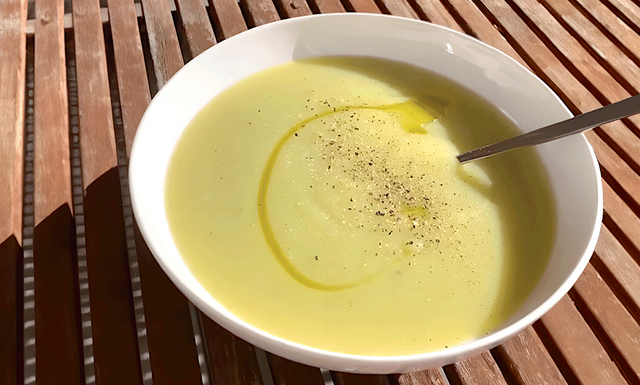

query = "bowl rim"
[129,12,603,372]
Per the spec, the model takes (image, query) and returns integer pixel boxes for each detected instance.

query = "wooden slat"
[411,0,464,33]
[606,0,640,31]
[0,2,27,384]
[593,223,640,319]
[107,1,205,384]
[536,296,627,384]
[106,0,152,157]
[73,0,145,383]
[274,0,313,19]
[476,0,640,238]
[175,0,217,57]
[312,0,346,14]
[394,369,448,385]
[268,355,324,385]
[200,316,264,384]
[140,0,184,87]
[341,0,380,14]
[333,373,387,385]
[378,0,418,19]
[240,0,280,26]
[207,0,248,40]
[573,0,640,66]
[602,177,640,256]
[571,263,640,382]
[545,0,640,88]
[509,0,640,168]
[444,0,528,68]
[33,1,84,382]
[446,351,508,385]
[493,327,567,385]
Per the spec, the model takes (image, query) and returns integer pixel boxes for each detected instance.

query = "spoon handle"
[457,94,640,163]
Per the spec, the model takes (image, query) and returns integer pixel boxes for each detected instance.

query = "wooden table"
[2,0,640,384]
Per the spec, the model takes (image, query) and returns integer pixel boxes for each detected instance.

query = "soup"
[165,57,555,355]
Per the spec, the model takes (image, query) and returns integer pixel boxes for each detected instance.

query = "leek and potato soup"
[165,57,555,355]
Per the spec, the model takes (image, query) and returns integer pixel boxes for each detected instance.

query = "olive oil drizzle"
[257,102,433,291]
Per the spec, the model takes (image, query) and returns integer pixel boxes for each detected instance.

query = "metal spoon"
[457,94,640,163]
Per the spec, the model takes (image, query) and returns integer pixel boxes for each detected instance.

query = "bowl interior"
[129,14,602,373]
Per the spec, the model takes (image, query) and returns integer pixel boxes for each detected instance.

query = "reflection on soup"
[165,57,555,355]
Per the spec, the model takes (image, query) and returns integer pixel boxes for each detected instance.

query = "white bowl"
[129,14,602,373]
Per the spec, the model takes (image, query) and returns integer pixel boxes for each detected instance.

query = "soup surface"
[165,57,555,355]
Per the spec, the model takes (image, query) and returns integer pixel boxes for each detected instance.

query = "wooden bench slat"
[333,372,387,385]
[268,355,325,385]
[0,2,27,383]
[411,0,464,33]
[134,228,203,385]
[476,0,640,231]
[444,0,528,68]
[72,0,145,382]
[106,0,152,157]
[341,0,380,14]
[394,369,448,385]
[175,0,217,57]
[571,263,640,382]
[594,221,640,319]
[200,315,265,384]
[140,0,184,88]
[240,0,281,27]
[606,0,640,31]
[207,0,248,40]
[377,0,418,19]
[447,351,508,385]
[509,0,640,132]
[537,296,627,384]
[493,326,568,385]
[273,0,313,19]
[311,0,345,14]
[602,177,640,256]
[33,2,83,382]
[547,0,640,87]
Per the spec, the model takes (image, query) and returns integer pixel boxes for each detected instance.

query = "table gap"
[21,36,35,385]
[489,347,534,385]
[172,8,195,63]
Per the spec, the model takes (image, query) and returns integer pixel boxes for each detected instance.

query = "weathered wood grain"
[593,221,640,319]
[175,0,217,56]
[240,0,281,26]
[493,327,567,385]
[268,355,325,385]
[273,0,313,19]
[341,0,380,14]
[312,0,346,14]
[537,296,627,384]
[378,0,418,19]
[0,1,27,381]
[106,0,152,157]
[207,0,248,40]
[200,315,265,385]
[572,263,640,382]
[333,372,388,385]
[394,369,448,385]
[411,0,464,33]
[73,0,145,382]
[140,0,184,87]
[447,351,508,385]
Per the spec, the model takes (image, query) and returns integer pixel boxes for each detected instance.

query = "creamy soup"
[165,57,555,355]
